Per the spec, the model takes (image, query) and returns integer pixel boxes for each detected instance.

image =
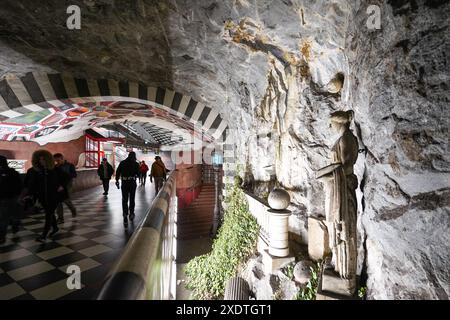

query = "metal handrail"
[97,172,177,300]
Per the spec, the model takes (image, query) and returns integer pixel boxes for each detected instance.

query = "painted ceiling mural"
[0,101,213,146]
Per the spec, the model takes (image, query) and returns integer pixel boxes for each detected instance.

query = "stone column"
[267,208,291,257]
[262,189,295,273]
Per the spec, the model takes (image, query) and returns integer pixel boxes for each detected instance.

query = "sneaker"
[103,192,107,195]
[129,213,135,221]
[49,227,59,237]
[123,217,128,228]
[57,218,64,224]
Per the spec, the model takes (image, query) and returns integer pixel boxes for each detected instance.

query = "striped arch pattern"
[0,72,228,142]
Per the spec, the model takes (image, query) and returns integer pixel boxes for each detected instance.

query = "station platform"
[0,182,155,300]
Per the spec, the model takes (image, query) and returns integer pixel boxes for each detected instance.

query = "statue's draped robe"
[326,130,358,279]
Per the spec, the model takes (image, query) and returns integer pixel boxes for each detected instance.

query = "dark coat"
[116,158,140,180]
[0,167,22,200]
[25,166,69,208]
[58,161,77,181]
[97,163,114,180]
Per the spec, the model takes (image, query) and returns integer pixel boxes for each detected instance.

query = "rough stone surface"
[0,0,449,299]
[321,268,356,296]
[293,260,314,285]
[307,216,330,261]
[345,0,450,300]
[241,254,299,300]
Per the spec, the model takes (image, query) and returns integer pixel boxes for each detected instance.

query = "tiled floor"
[0,182,155,300]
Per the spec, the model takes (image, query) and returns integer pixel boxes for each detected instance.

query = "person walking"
[150,156,167,194]
[24,150,69,242]
[115,152,140,228]
[137,161,143,185]
[97,158,114,195]
[54,153,77,223]
[0,155,22,244]
[139,160,149,186]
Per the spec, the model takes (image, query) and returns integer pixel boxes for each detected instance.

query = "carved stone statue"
[316,110,358,279]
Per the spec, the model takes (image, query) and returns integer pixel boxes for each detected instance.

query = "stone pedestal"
[261,249,295,274]
[320,268,356,297]
[261,189,294,273]
[308,216,330,261]
[268,209,291,257]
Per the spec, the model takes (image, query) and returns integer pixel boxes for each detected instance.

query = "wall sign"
[7,159,27,174]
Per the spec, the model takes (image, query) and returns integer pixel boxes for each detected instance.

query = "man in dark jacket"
[150,156,167,194]
[97,158,114,195]
[54,153,77,223]
[115,152,140,227]
[0,155,22,244]
[25,150,69,242]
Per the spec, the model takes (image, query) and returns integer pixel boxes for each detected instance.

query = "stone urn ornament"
[267,188,290,210]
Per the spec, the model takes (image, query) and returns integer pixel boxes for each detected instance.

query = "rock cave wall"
[0,0,448,299]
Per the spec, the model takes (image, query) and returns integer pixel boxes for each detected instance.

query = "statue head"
[330,110,354,132]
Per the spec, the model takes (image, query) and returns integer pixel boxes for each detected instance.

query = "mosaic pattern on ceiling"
[0,101,213,144]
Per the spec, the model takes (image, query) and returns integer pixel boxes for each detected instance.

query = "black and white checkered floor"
[0,182,154,300]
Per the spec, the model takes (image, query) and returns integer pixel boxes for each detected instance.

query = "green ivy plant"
[358,286,367,299]
[294,262,322,300]
[281,262,295,280]
[184,179,259,300]
[273,288,284,300]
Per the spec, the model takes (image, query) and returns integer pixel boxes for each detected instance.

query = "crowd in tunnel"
[0,0,448,304]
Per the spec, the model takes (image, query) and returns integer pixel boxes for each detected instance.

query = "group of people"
[97,153,168,227]
[0,151,77,244]
[0,150,169,244]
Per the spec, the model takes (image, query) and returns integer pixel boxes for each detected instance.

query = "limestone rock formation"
[0,0,448,299]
